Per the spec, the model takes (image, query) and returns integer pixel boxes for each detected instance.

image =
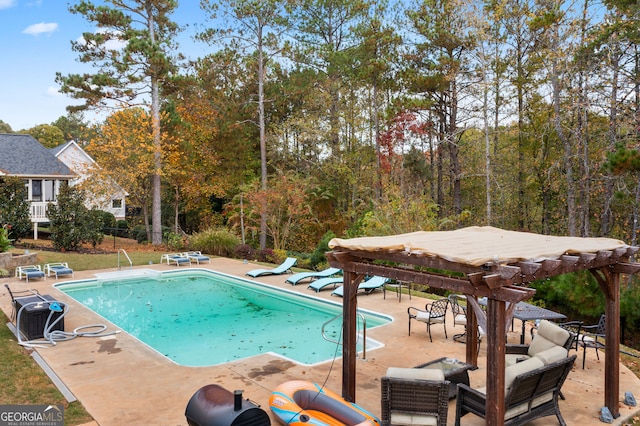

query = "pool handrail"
[118,249,133,270]
[321,312,368,361]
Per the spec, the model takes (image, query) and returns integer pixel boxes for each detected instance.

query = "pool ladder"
[118,249,133,270]
[321,313,368,361]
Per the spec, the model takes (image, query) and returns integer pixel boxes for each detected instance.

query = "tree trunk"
[258,28,268,251]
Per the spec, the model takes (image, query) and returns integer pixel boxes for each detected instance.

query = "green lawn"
[11,247,163,272]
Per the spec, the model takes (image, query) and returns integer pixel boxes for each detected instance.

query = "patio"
[1,257,639,425]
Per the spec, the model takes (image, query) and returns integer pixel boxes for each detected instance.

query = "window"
[44,180,56,201]
[112,199,123,209]
[31,180,42,201]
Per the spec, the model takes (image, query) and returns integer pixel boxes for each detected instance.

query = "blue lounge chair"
[184,251,210,264]
[15,265,45,283]
[246,257,297,277]
[286,267,341,285]
[331,276,389,297]
[45,262,74,279]
[161,253,191,266]
[307,277,344,293]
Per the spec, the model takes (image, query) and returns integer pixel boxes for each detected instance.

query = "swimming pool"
[54,269,391,366]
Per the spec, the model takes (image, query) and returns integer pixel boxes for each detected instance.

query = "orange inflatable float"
[269,380,380,426]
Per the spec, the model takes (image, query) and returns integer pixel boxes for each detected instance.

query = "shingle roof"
[0,133,75,177]
[50,141,73,156]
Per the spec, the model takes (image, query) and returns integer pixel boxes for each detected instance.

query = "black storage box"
[14,295,64,340]
[185,384,270,426]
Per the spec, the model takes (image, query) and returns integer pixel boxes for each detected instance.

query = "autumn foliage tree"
[87,108,156,240]
[56,0,180,245]
[231,172,317,251]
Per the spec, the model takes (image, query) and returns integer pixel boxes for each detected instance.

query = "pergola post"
[485,298,507,425]
[342,270,361,402]
[594,267,621,417]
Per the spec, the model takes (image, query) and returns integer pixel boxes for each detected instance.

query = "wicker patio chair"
[381,367,449,426]
[408,298,449,342]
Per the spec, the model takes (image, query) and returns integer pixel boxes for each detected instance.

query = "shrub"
[95,210,116,234]
[234,244,254,260]
[310,231,335,269]
[0,177,31,241]
[132,225,148,243]
[189,227,240,257]
[165,231,187,251]
[115,220,130,238]
[47,185,104,251]
[0,226,13,253]
[257,248,275,263]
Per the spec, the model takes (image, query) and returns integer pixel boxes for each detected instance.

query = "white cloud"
[46,86,62,97]
[77,28,127,51]
[0,0,16,10]
[23,22,59,36]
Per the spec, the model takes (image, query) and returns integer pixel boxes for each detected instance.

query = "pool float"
[269,380,380,426]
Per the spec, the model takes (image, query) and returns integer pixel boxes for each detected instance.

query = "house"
[51,140,127,221]
[0,133,76,239]
[0,134,127,239]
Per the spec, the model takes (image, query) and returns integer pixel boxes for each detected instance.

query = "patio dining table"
[479,298,567,344]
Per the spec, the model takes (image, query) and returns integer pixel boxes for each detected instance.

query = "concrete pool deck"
[1,257,639,425]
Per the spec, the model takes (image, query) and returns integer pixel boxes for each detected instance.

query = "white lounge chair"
[45,262,74,279]
[160,253,191,266]
[15,265,45,283]
[246,257,297,277]
[184,251,210,264]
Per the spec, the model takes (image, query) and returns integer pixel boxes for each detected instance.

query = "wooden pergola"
[326,226,640,425]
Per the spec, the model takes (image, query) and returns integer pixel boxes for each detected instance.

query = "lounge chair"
[183,251,210,264]
[307,277,344,293]
[330,276,388,297]
[44,262,74,279]
[286,267,341,285]
[160,253,191,266]
[15,265,45,283]
[246,257,297,277]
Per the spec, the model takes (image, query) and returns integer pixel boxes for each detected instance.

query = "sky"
[0,0,204,132]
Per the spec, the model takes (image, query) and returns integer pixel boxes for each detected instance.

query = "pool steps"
[95,269,161,281]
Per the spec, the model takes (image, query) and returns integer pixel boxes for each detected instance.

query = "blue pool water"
[54,269,391,366]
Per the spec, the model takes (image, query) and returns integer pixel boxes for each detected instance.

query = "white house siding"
[54,141,127,220]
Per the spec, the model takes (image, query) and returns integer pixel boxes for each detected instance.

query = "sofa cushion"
[505,357,544,391]
[529,320,570,354]
[390,412,439,426]
[386,367,445,381]
[504,391,554,420]
[534,346,568,365]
